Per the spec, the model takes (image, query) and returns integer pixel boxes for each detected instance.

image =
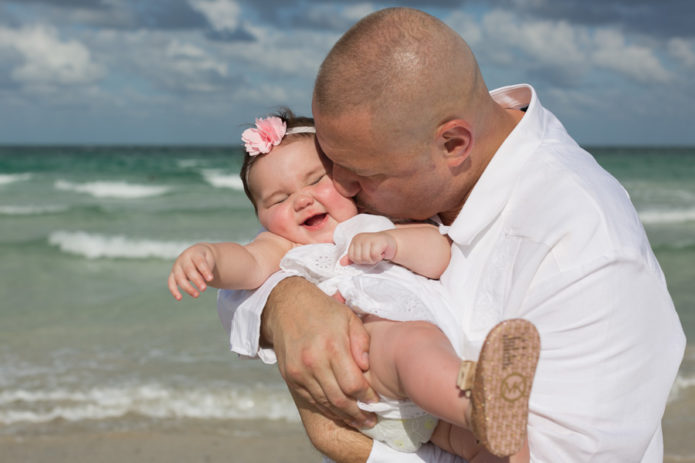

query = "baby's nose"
[294,192,314,211]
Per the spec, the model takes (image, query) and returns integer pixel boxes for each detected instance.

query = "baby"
[168,111,540,458]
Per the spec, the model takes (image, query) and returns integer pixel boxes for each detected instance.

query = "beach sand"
[0,419,321,463]
[2,415,693,462]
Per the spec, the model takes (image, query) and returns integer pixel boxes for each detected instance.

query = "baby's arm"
[168,231,294,299]
[344,224,451,279]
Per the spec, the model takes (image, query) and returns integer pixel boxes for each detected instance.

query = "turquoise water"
[0,146,693,453]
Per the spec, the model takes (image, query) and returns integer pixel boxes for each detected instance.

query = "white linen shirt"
[217,84,686,462]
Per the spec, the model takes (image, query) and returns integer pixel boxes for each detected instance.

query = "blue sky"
[0,0,693,146]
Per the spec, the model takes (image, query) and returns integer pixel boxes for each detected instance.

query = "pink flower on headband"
[241,116,287,156]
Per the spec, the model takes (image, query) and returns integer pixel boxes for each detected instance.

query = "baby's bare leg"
[430,422,530,462]
[361,315,470,427]
[362,315,537,460]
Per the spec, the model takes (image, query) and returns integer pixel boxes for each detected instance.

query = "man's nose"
[331,164,361,198]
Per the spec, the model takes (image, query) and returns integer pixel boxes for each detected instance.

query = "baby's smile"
[302,212,328,229]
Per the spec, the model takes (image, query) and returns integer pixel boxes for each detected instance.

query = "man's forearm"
[292,390,373,463]
[260,276,319,347]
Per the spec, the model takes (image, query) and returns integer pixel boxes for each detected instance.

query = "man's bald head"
[313,7,488,143]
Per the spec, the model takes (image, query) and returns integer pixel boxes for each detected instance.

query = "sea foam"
[0,205,68,216]
[48,231,192,259]
[54,180,170,199]
[668,372,695,403]
[0,173,31,185]
[177,159,203,168]
[201,169,244,190]
[0,383,299,425]
[639,208,695,225]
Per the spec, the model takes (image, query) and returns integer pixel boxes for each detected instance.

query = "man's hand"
[262,277,379,427]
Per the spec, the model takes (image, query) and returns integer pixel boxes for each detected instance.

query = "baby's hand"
[167,243,217,300]
[341,231,397,266]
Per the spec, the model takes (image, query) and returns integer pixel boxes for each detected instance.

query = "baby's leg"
[361,315,470,427]
[362,315,539,458]
[430,421,530,462]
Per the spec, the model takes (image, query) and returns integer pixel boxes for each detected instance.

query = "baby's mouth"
[302,213,328,228]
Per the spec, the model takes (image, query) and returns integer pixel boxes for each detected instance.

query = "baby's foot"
[456,319,540,457]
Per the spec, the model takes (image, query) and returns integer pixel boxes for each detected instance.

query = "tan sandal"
[457,319,540,457]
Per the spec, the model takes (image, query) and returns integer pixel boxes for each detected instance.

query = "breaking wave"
[48,231,192,259]
[54,180,170,199]
[0,383,299,425]
[201,170,244,190]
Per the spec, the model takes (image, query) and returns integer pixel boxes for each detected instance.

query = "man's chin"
[355,201,388,218]
[355,202,415,223]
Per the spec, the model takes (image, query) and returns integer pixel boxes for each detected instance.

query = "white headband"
[286,126,316,135]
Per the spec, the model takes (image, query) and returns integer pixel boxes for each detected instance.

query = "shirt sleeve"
[366,441,465,463]
[216,271,293,364]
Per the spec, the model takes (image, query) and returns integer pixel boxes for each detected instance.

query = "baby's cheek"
[261,209,288,236]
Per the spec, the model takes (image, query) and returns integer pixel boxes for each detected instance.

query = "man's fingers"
[281,367,346,424]
[316,364,376,427]
[347,313,373,375]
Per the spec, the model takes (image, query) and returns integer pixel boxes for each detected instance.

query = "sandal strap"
[456,360,477,397]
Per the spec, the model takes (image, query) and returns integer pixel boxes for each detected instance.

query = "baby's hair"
[240,108,315,213]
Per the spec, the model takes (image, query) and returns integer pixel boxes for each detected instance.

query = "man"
[219,7,685,462]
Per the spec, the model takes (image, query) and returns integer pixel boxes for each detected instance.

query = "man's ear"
[435,119,472,168]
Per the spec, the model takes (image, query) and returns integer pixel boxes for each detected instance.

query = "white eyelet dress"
[280,214,462,452]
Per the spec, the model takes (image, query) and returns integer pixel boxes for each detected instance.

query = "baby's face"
[248,137,358,244]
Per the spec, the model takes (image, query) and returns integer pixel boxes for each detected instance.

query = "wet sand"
[1,412,692,462]
[0,419,320,463]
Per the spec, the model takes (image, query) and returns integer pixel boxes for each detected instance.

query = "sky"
[0,0,693,146]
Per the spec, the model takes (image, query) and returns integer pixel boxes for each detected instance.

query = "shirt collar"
[440,84,546,245]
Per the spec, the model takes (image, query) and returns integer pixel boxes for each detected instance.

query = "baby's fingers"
[182,262,208,295]
[167,272,183,300]
[172,264,203,298]
[366,242,387,263]
[349,242,383,265]
[347,241,367,264]
[191,254,214,282]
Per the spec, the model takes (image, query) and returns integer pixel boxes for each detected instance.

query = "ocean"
[0,145,693,461]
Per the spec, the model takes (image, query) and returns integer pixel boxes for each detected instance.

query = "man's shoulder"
[505,143,648,256]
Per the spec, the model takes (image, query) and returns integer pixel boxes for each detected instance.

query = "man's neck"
[439,106,525,227]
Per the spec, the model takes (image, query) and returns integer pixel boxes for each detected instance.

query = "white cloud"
[592,29,672,84]
[235,82,289,105]
[668,38,695,68]
[219,26,333,78]
[188,0,241,31]
[343,3,375,23]
[166,40,227,74]
[164,40,228,92]
[88,28,232,94]
[0,25,104,87]
[480,10,588,73]
[445,12,482,48]
[446,9,673,87]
